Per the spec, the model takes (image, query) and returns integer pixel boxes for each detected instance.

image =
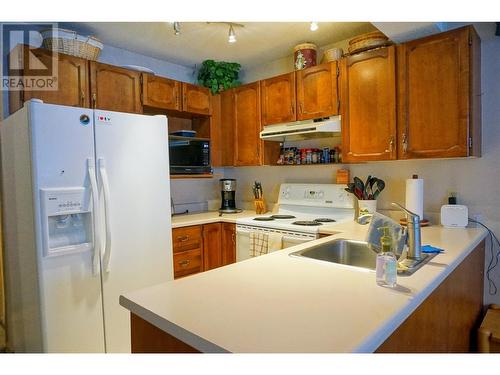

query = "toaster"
[440,205,468,228]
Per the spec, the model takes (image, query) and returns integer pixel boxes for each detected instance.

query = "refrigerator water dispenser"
[40,187,93,257]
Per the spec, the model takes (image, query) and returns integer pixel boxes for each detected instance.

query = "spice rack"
[276,146,342,165]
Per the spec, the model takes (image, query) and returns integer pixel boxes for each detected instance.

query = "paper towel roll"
[405,176,424,219]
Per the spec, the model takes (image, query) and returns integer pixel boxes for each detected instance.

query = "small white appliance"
[0,100,173,353]
[440,204,469,228]
[235,183,355,261]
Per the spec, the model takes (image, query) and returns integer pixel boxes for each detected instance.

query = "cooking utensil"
[372,179,385,200]
[353,177,365,200]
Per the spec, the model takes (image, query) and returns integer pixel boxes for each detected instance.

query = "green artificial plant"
[197,60,241,94]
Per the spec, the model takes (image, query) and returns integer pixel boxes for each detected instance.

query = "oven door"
[236,225,316,262]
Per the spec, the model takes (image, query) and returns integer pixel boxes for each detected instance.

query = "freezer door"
[29,102,105,352]
[94,110,173,353]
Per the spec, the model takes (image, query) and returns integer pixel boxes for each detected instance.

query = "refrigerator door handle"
[98,158,112,273]
[87,158,101,276]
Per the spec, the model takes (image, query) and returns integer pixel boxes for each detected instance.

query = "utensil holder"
[358,199,377,215]
[254,198,266,214]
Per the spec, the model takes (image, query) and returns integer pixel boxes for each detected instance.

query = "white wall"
[225,37,500,305]
[97,44,195,83]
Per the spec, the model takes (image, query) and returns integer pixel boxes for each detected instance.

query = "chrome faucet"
[392,202,424,265]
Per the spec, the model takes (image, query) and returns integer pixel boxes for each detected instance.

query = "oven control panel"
[278,184,354,208]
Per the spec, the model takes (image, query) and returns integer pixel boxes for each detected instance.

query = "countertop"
[171,210,257,228]
[120,221,487,353]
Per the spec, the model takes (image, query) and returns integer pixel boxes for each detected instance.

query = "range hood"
[260,115,341,142]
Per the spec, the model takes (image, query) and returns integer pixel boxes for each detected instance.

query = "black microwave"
[168,136,212,175]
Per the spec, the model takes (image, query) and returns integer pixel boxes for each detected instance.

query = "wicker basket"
[40,28,103,60]
[348,31,390,55]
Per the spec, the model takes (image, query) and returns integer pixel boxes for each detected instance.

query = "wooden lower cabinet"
[172,226,203,279]
[221,223,236,266]
[131,313,200,353]
[203,223,222,271]
[377,240,485,352]
[172,223,236,278]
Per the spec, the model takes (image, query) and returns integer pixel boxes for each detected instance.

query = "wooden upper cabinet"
[89,61,142,114]
[10,47,89,112]
[234,82,263,166]
[261,72,296,125]
[221,223,236,266]
[182,83,211,115]
[211,91,239,167]
[142,74,181,110]
[341,46,397,162]
[296,62,339,120]
[397,26,480,159]
[202,223,222,271]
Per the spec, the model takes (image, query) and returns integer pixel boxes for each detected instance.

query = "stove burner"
[314,218,337,223]
[292,221,323,226]
[253,217,275,221]
[270,215,296,219]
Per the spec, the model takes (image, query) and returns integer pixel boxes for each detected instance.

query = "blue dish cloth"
[422,245,444,253]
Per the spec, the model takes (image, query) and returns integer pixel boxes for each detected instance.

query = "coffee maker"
[219,178,242,214]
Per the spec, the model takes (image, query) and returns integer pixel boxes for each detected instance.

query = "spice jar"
[306,149,312,164]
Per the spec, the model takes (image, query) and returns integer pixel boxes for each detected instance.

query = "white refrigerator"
[0,100,173,353]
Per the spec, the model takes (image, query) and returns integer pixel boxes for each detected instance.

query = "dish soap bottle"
[376,226,397,288]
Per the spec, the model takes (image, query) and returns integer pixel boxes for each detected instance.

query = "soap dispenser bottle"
[376,226,397,287]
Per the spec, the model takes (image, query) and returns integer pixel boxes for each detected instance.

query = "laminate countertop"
[121,221,487,352]
[171,210,257,228]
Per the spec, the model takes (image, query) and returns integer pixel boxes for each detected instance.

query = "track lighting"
[228,25,236,43]
[173,22,181,36]
[310,22,318,31]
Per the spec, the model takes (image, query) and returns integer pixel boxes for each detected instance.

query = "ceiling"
[61,22,376,68]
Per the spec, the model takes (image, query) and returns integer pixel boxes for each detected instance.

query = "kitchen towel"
[249,231,269,257]
[405,176,424,219]
[267,233,283,253]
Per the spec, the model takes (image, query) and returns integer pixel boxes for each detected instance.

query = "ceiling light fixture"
[310,22,319,31]
[206,22,244,44]
[228,25,236,43]
[173,22,181,36]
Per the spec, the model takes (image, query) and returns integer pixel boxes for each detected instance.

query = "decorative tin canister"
[293,43,317,70]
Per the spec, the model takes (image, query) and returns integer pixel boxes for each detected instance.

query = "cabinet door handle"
[92,93,97,109]
[387,136,394,153]
[231,232,235,245]
[402,133,408,153]
[177,235,189,242]
[298,102,303,114]
[81,90,85,106]
[291,102,294,115]
[178,259,190,267]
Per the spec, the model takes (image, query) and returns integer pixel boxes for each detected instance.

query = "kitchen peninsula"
[120,221,487,353]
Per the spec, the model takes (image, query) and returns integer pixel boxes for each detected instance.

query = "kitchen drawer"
[173,249,202,279]
[172,226,202,253]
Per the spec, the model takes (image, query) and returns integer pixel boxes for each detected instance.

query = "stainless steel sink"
[290,239,377,270]
[290,238,436,274]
